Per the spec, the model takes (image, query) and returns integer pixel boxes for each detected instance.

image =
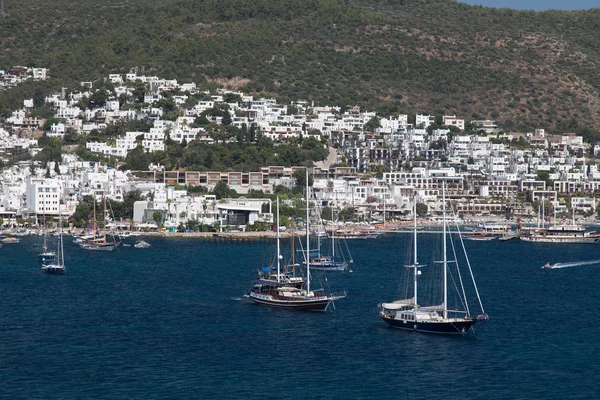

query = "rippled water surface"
[1,234,599,399]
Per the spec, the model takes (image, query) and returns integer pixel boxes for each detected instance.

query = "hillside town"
[1,67,600,231]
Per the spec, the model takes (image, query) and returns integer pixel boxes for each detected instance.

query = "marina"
[1,234,599,398]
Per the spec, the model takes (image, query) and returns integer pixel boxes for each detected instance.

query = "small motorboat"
[134,240,151,249]
[542,262,554,269]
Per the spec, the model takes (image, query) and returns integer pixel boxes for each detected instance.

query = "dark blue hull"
[382,316,476,334]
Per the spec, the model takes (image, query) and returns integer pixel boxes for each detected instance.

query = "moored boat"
[519,224,600,244]
[464,233,496,241]
[134,240,151,249]
[379,184,488,335]
[80,196,120,251]
[42,206,66,274]
[246,172,345,311]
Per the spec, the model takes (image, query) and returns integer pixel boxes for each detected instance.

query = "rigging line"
[106,196,119,243]
[447,218,469,315]
[452,207,486,315]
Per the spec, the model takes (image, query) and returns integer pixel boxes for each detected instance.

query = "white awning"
[382,298,414,310]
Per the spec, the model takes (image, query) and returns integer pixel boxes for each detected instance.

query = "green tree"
[152,211,163,227]
[223,93,242,104]
[246,221,270,231]
[221,110,232,125]
[293,169,313,195]
[212,181,231,199]
[124,146,150,170]
[537,171,553,188]
[71,195,95,228]
[416,203,428,216]
[321,206,333,221]
[364,116,381,132]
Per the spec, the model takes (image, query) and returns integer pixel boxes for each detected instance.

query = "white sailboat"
[380,184,488,334]
[308,207,351,271]
[38,206,56,262]
[246,169,345,311]
[42,207,65,274]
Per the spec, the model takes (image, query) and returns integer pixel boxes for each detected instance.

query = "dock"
[499,233,519,241]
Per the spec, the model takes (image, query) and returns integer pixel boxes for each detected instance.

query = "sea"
[1,233,600,399]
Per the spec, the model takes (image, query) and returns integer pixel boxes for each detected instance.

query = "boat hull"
[520,236,599,244]
[333,234,379,239]
[465,236,495,241]
[309,263,348,271]
[247,292,337,311]
[79,243,119,251]
[381,316,476,334]
[42,265,65,274]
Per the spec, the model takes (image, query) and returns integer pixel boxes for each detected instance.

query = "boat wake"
[545,260,600,269]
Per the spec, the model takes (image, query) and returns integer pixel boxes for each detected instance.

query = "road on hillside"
[314,146,337,170]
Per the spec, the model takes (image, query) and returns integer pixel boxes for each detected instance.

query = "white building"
[416,114,435,128]
[26,178,63,215]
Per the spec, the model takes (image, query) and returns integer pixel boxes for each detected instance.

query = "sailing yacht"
[246,170,346,311]
[305,204,351,271]
[249,196,304,289]
[80,196,120,251]
[42,207,65,274]
[379,184,488,334]
[38,208,56,262]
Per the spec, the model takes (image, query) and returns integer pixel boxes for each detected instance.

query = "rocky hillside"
[1,0,600,133]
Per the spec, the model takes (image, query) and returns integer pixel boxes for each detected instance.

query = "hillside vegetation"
[1,0,600,133]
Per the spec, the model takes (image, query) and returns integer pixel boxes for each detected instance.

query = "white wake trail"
[550,260,600,269]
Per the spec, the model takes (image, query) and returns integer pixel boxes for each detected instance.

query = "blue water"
[1,234,599,399]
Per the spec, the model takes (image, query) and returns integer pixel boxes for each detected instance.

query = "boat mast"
[103,195,107,241]
[413,194,418,310]
[442,182,448,319]
[291,218,295,276]
[541,197,545,229]
[276,195,281,282]
[93,194,97,236]
[331,206,335,259]
[42,201,47,252]
[306,168,310,294]
[317,221,321,258]
[58,204,64,267]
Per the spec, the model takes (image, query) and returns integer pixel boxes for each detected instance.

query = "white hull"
[334,234,379,239]
[246,291,343,311]
[520,236,599,244]
[80,243,118,251]
[42,264,66,274]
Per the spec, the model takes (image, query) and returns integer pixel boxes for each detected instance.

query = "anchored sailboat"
[42,205,65,274]
[379,184,488,334]
[80,195,120,251]
[249,196,304,289]
[246,170,345,311]
[38,206,56,262]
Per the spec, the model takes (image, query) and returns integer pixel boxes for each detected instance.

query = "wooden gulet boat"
[246,171,345,311]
